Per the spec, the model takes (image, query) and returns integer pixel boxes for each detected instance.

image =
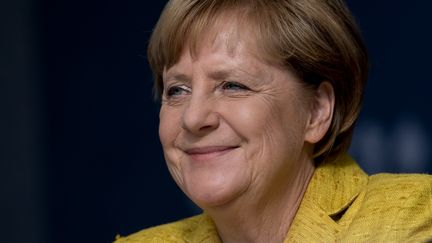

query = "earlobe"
[304,81,335,144]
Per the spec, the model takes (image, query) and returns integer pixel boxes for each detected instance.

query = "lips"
[184,146,239,162]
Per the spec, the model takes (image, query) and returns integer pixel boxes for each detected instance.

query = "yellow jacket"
[115,155,432,242]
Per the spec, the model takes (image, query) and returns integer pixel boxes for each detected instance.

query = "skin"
[159,15,335,243]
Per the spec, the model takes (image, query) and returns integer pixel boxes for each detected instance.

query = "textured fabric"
[115,155,432,242]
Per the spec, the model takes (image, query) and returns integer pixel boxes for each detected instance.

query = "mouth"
[184,146,240,162]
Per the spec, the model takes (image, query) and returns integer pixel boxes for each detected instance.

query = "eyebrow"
[208,70,231,81]
[163,72,191,83]
[209,68,271,86]
[164,66,272,86]
[164,69,236,83]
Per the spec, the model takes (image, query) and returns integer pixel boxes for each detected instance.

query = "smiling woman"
[115,0,432,242]
[160,18,322,213]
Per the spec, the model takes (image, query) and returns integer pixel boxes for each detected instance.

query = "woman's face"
[159,20,316,208]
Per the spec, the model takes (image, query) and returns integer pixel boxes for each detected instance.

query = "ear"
[304,81,335,144]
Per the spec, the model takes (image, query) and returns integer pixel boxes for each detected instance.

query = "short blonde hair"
[148,0,368,163]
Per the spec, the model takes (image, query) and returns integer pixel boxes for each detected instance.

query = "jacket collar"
[285,154,368,241]
[307,154,368,216]
[189,214,221,243]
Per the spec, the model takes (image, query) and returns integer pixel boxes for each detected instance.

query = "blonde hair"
[148,0,368,163]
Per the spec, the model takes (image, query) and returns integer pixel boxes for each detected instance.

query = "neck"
[205,157,315,243]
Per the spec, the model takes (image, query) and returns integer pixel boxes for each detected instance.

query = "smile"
[184,146,239,162]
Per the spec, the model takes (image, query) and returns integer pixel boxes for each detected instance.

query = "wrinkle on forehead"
[185,11,251,61]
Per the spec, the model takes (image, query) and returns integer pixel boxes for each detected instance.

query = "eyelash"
[164,81,250,98]
[166,85,191,98]
[220,81,250,91]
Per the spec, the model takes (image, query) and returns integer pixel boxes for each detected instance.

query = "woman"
[116,0,432,242]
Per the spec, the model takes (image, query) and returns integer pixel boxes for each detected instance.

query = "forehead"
[185,12,258,61]
[164,18,265,78]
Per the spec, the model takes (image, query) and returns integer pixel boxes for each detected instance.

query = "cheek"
[158,106,181,148]
[222,97,290,141]
[218,99,264,138]
[218,98,280,167]
[221,95,308,159]
[159,106,185,184]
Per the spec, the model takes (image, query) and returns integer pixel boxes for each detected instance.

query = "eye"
[166,85,191,97]
[221,81,249,91]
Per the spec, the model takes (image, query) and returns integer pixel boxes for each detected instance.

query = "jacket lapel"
[285,154,368,242]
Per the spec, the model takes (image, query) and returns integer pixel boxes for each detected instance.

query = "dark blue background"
[1,1,431,242]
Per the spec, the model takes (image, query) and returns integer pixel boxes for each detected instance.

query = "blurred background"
[1,0,431,242]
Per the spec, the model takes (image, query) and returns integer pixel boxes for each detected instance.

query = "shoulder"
[362,173,432,219]
[114,214,219,243]
[347,173,432,241]
[362,173,432,218]
[366,173,432,200]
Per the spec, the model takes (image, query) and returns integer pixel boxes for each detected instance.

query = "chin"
[181,169,249,209]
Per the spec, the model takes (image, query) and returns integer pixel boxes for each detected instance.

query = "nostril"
[199,124,216,131]
[182,112,220,135]
[181,98,220,134]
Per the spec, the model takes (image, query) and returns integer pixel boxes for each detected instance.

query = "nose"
[181,94,219,135]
